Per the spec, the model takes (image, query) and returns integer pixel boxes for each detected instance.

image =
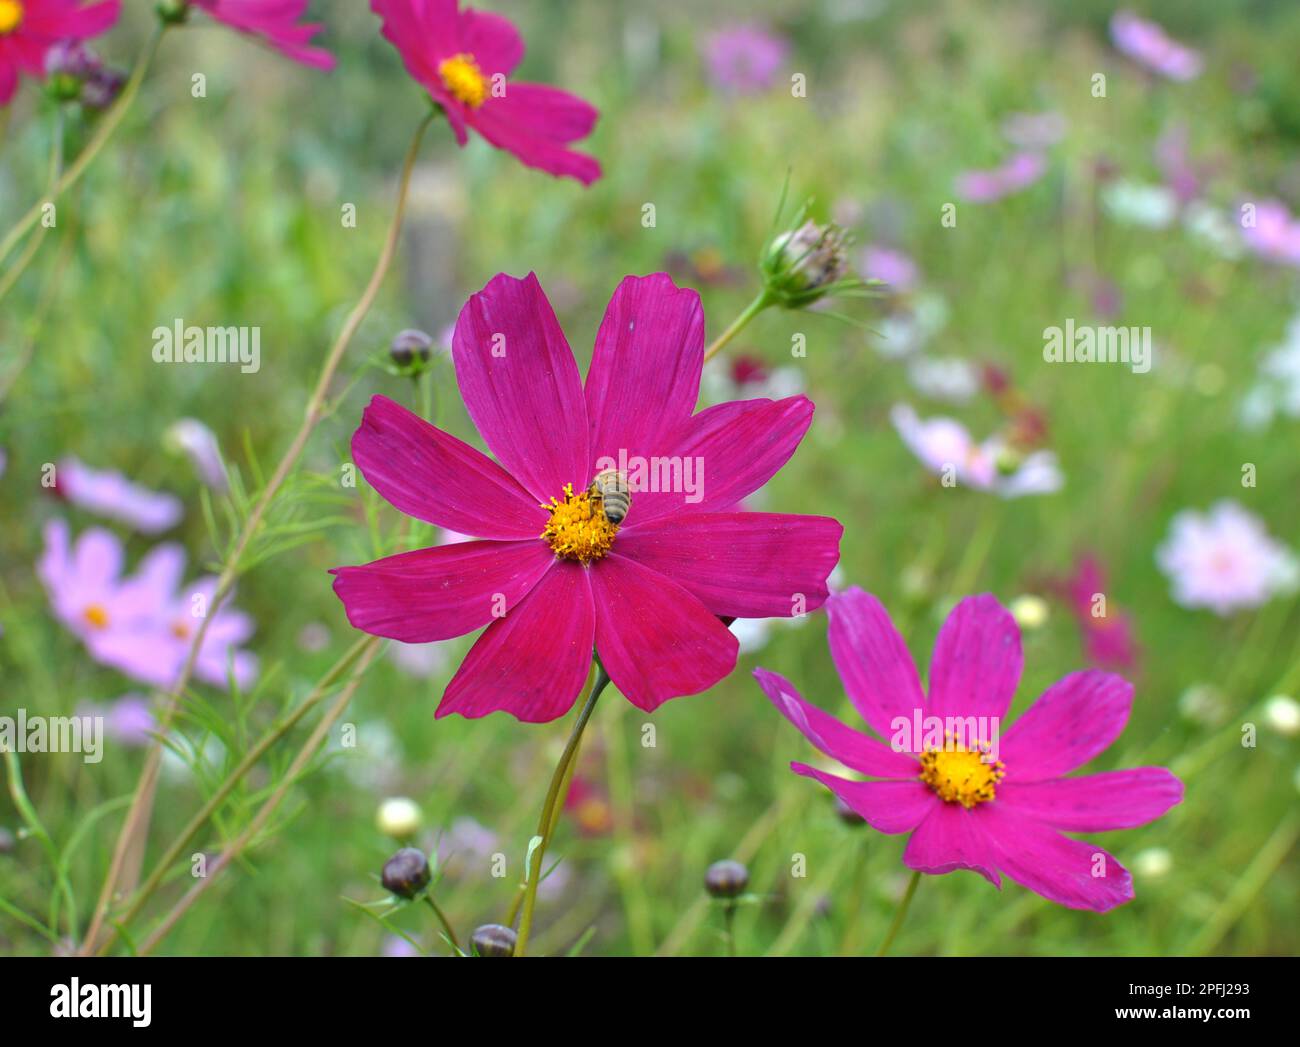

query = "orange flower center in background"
[0,0,24,35]
[171,620,192,640]
[82,603,111,630]
[438,53,489,108]
[919,737,1005,809]
[541,483,618,564]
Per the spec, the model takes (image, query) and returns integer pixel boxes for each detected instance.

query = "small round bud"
[376,796,422,838]
[834,795,866,827]
[44,41,101,81]
[704,859,749,899]
[1264,695,1300,737]
[1009,594,1050,631]
[156,0,192,25]
[762,220,853,308]
[81,67,128,112]
[389,328,433,368]
[380,847,431,899]
[470,923,517,957]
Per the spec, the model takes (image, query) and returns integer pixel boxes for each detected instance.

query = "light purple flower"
[56,457,182,533]
[703,24,788,95]
[1157,501,1298,615]
[860,245,919,294]
[165,419,228,492]
[1240,200,1300,267]
[77,693,156,747]
[955,152,1047,203]
[1110,11,1203,81]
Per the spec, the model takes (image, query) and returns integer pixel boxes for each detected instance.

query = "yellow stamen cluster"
[438,52,489,108]
[918,733,1005,809]
[0,0,23,35]
[82,603,110,630]
[541,483,618,563]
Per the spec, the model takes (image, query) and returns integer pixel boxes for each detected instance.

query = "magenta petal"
[1000,670,1134,782]
[590,553,738,712]
[452,273,590,501]
[791,763,937,834]
[903,803,1001,886]
[469,84,602,185]
[755,669,920,778]
[980,803,1134,912]
[352,395,543,540]
[927,594,1022,723]
[330,540,553,643]
[998,768,1183,831]
[437,561,594,723]
[585,274,704,472]
[825,588,927,742]
[458,8,524,76]
[615,512,841,618]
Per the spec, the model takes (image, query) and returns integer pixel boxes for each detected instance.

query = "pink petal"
[615,512,841,618]
[469,83,602,184]
[590,553,737,712]
[585,274,704,474]
[903,803,1001,886]
[23,0,120,37]
[825,588,927,742]
[980,802,1134,912]
[791,763,937,834]
[437,560,594,723]
[1000,670,1133,782]
[998,768,1183,831]
[458,8,524,76]
[755,669,920,778]
[351,394,543,540]
[927,593,1022,723]
[452,273,589,501]
[331,540,554,643]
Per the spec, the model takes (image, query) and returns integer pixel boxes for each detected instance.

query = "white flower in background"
[1183,202,1243,260]
[335,720,402,791]
[906,355,980,403]
[729,617,772,654]
[1101,180,1177,229]
[1239,314,1300,430]
[891,404,1063,498]
[377,796,423,839]
[1132,847,1172,880]
[1009,594,1050,630]
[1156,501,1298,615]
[1178,683,1227,726]
[870,292,948,359]
[1263,695,1300,737]
[389,641,450,679]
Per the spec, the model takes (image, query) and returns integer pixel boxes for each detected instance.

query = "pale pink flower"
[1110,11,1202,81]
[955,152,1046,203]
[56,457,182,534]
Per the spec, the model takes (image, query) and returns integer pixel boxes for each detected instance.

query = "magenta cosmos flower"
[188,1,334,70]
[756,589,1182,911]
[332,272,842,722]
[702,23,788,96]
[370,0,599,185]
[0,0,120,106]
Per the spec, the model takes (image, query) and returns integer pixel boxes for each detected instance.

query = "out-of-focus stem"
[423,894,461,953]
[702,290,773,363]
[875,869,921,956]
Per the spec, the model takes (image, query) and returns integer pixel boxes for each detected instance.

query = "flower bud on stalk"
[704,859,749,899]
[470,923,517,957]
[381,847,431,899]
[761,218,860,310]
[156,0,191,25]
[81,67,128,112]
[44,42,101,103]
[389,328,434,374]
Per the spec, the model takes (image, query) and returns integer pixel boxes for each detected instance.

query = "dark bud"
[380,847,430,899]
[156,0,192,25]
[470,923,517,957]
[43,42,100,103]
[389,328,433,368]
[81,67,128,112]
[704,859,749,899]
[834,795,867,827]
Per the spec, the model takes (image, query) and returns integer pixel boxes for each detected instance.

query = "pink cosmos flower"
[702,23,788,96]
[859,245,918,294]
[0,0,120,107]
[1239,199,1300,267]
[331,272,842,722]
[55,456,183,534]
[39,520,258,689]
[955,152,1047,203]
[371,0,600,185]
[1061,555,1138,672]
[1156,501,1298,615]
[891,403,1062,498]
[756,589,1183,912]
[77,693,156,746]
[190,0,334,70]
[1110,11,1202,82]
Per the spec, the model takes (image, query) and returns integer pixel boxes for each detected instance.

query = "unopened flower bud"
[380,847,430,899]
[376,796,422,839]
[44,42,100,103]
[704,859,749,899]
[156,0,192,25]
[1009,594,1050,631]
[81,67,128,112]
[470,923,517,957]
[390,328,433,368]
[762,220,852,308]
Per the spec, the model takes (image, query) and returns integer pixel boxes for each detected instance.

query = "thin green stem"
[422,893,461,953]
[702,290,774,363]
[514,665,611,957]
[723,903,737,957]
[0,105,66,303]
[875,869,921,956]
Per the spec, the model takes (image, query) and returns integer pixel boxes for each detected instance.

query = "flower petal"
[927,593,1022,724]
[585,274,704,472]
[437,559,594,722]
[615,512,841,618]
[791,764,937,834]
[980,802,1134,911]
[469,84,602,185]
[452,273,589,501]
[590,553,737,712]
[352,394,543,540]
[458,8,524,76]
[825,588,927,742]
[755,669,920,778]
[998,768,1183,831]
[1000,670,1134,782]
[903,803,1001,886]
[330,540,554,643]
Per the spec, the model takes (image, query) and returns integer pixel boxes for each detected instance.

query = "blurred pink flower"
[55,457,183,534]
[192,0,335,70]
[77,693,156,746]
[955,152,1047,203]
[1061,556,1138,672]
[1110,11,1202,81]
[0,0,120,106]
[702,23,788,95]
[166,418,229,492]
[860,245,919,294]
[1157,501,1298,615]
[1240,199,1300,267]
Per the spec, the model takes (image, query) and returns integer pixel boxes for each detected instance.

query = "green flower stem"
[423,893,461,953]
[0,105,66,303]
[514,665,612,957]
[702,289,774,364]
[875,869,921,956]
[0,24,166,290]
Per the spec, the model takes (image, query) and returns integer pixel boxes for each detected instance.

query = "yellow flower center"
[0,0,23,35]
[82,603,111,630]
[438,52,489,108]
[541,483,618,564]
[918,735,1005,809]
